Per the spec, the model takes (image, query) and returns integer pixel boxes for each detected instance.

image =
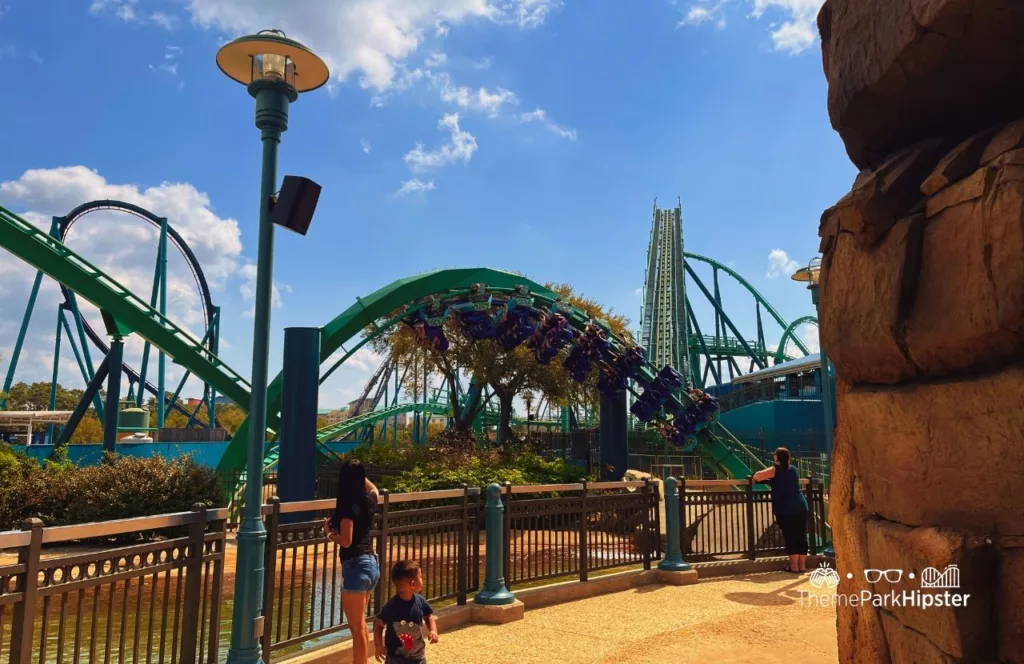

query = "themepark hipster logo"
[802,563,970,609]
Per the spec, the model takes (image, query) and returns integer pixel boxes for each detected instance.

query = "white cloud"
[402,113,478,172]
[425,51,448,68]
[238,262,291,317]
[800,324,820,354]
[360,138,372,154]
[149,46,183,84]
[0,166,245,395]
[501,0,561,29]
[436,73,518,117]
[634,288,643,297]
[394,179,437,197]
[765,248,801,279]
[184,0,559,92]
[518,108,577,140]
[676,0,824,54]
[768,19,816,53]
[150,11,180,30]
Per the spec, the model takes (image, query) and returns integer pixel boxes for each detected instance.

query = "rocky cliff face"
[816,1,1024,661]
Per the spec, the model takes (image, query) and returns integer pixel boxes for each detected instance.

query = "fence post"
[375,490,390,612]
[180,503,207,664]
[658,478,690,571]
[679,476,688,558]
[474,483,515,605]
[457,484,469,605]
[745,477,757,561]
[641,479,652,570]
[806,479,819,556]
[261,497,281,662]
[206,512,227,664]
[501,483,512,591]
[579,480,589,582]
[10,518,42,664]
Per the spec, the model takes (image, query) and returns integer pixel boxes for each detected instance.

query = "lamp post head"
[216,29,329,94]
[791,256,821,288]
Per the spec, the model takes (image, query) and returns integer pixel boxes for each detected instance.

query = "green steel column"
[137,228,165,407]
[1,218,60,406]
[46,310,64,443]
[226,79,294,664]
[658,477,691,571]
[102,338,125,452]
[208,307,221,428]
[157,218,168,428]
[474,483,515,605]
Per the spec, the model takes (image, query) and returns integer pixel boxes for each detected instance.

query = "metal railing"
[258,488,482,661]
[627,453,705,479]
[716,381,822,413]
[0,478,821,663]
[679,478,829,561]
[502,481,659,588]
[0,507,226,664]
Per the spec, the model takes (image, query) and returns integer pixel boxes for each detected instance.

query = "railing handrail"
[38,507,229,544]
[509,483,583,494]
[684,478,813,489]
[0,530,32,549]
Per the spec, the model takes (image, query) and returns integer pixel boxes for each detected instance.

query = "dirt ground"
[426,571,839,664]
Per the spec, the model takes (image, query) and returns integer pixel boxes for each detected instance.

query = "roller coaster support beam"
[157,218,168,428]
[1,218,59,408]
[599,390,628,481]
[66,292,103,420]
[684,263,767,371]
[279,328,320,522]
[46,309,64,444]
[55,351,112,448]
[102,338,125,452]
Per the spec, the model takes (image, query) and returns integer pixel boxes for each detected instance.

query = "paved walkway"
[427,572,838,663]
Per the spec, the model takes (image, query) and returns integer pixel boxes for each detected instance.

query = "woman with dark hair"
[323,460,380,663]
[753,447,809,573]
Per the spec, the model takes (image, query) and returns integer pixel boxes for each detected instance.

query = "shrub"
[0,445,224,532]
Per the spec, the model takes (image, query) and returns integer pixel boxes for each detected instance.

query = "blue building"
[709,353,830,457]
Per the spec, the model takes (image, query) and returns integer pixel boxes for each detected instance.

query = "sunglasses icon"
[864,569,903,584]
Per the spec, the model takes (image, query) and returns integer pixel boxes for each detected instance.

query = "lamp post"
[792,256,834,558]
[791,257,832,459]
[217,30,328,664]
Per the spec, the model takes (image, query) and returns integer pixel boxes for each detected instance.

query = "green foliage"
[0,443,224,531]
[378,443,593,493]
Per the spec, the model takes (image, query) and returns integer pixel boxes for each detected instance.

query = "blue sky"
[0,0,855,408]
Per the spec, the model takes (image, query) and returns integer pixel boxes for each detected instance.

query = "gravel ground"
[425,572,838,664]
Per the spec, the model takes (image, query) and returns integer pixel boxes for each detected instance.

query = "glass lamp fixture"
[216,29,328,92]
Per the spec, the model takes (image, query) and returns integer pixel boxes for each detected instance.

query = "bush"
[0,444,224,532]
[384,442,594,493]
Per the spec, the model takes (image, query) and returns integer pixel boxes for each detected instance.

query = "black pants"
[777,511,809,555]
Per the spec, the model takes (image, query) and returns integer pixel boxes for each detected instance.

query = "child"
[374,561,439,663]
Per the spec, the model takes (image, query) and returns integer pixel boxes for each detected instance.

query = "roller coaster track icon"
[920,564,960,589]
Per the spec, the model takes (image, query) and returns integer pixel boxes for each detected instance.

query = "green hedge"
[0,444,224,532]
[343,439,594,493]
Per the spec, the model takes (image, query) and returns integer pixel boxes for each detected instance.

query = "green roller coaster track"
[0,204,766,483]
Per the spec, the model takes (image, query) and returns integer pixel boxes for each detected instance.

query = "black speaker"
[271,175,321,236]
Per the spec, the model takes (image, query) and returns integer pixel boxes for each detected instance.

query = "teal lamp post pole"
[792,257,834,557]
[217,30,329,664]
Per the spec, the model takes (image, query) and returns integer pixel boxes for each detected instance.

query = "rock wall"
[817,2,1024,662]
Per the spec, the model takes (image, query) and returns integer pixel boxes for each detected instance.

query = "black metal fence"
[0,507,226,664]
[679,478,829,561]
[258,488,482,662]
[502,481,659,588]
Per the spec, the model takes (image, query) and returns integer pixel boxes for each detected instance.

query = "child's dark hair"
[391,560,421,584]
[774,447,791,469]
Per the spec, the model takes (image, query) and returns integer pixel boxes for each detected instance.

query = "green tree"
[373,282,631,444]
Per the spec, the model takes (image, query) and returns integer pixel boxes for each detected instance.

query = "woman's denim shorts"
[341,554,379,594]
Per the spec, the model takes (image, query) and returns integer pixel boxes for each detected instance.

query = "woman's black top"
[330,491,376,562]
[768,464,808,517]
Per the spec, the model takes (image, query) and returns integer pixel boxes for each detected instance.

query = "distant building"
[319,408,349,426]
[186,398,203,408]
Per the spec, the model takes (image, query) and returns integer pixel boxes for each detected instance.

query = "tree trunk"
[496,389,515,447]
